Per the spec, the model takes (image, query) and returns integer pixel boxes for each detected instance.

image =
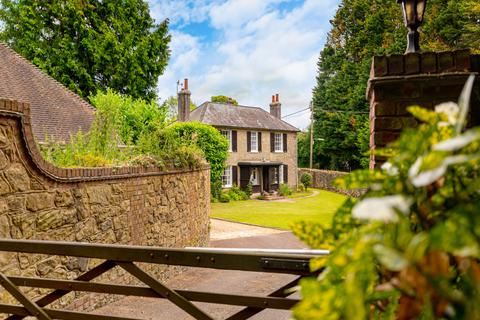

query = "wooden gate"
[0,239,327,320]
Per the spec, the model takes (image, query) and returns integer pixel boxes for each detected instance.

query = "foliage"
[278,183,293,196]
[211,95,238,105]
[297,183,305,192]
[308,0,480,171]
[41,90,202,171]
[0,0,170,100]
[225,186,249,201]
[245,182,253,198]
[219,193,230,203]
[211,180,223,203]
[292,78,480,319]
[90,89,167,144]
[211,188,346,230]
[139,121,228,185]
[300,173,312,190]
[41,105,134,168]
[297,131,311,168]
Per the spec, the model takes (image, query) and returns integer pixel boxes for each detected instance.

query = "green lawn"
[211,189,347,230]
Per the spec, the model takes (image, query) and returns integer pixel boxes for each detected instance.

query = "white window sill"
[223,185,232,188]
[274,150,284,153]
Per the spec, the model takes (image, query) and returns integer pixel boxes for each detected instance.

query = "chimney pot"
[184,78,189,90]
[272,95,275,103]
[275,94,279,102]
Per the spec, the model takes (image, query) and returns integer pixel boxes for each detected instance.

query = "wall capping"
[367,50,480,99]
[0,97,210,183]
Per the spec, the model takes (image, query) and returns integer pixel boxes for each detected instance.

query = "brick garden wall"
[298,168,363,197]
[368,50,480,168]
[0,98,210,311]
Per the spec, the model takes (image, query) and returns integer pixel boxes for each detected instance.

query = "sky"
[147,0,341,130]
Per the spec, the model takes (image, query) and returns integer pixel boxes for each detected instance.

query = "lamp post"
[397,0,427,54]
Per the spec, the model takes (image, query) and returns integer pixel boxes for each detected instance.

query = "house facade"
[178,79,299,193]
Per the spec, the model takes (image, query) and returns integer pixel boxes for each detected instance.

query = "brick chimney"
[270,93,281,118]
[177,78,191,122]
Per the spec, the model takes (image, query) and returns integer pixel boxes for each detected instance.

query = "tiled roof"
[190,102,299,132]
[0,43,95,143]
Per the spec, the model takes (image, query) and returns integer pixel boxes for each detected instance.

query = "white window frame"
[250,131,258,152]
[221,130,232,152]
[272,167,279,184]
[279,165,284,184]
[274,133,283,152]
[250,167,259,185]
[222,166,232,188]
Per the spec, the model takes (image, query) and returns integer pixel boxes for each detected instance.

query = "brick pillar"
[178,78,191,122]
[367,50,480,168]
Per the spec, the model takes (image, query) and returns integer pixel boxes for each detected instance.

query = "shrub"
[227,185,248,201]
[140,121,228,188]
[90,89,167,144]
[292,77,480,319]
[278,183,292,196]
[297,183,305,192]
[219,193,230,203]
[300,173,312,190]
[245,182,253,198]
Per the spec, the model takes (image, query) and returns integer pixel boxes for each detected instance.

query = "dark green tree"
[309,0,480,171]
[0,0,171,101]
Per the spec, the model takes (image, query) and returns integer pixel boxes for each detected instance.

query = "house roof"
[190,102,299,132]
[0,43,95,143]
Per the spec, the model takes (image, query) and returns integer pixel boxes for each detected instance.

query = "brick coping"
[0,97,209,183]
[367,50,480,99]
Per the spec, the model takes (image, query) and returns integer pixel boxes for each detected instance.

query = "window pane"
[274,133,282,152]
[222,166,232,187]
[251,132,257,152]
[221,130,232,151]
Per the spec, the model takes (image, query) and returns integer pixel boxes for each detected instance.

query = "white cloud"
[153,0,340,130]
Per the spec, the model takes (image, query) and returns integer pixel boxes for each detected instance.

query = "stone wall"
[0,98,210,311]
[298,168,363,197]
[367,50,480,168]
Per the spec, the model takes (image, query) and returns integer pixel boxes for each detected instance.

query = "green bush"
[292,77,480,319]
[90,89,167,144]
[278,183,293,196]
[297,183,305,192]
[219,193,230,203]
[300,173,312,190]
[227,185,248,201]
[245,182,253,198]
[140,121,228,188]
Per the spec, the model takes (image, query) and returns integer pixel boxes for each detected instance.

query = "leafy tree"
[0,0,170,100]
[310,0,480,171]
[211,95,238,105]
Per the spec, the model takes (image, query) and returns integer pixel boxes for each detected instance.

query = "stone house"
[177,79,299,193]
[0,43,95,143]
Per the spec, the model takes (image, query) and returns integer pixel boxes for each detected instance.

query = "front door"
[262,167,270,193]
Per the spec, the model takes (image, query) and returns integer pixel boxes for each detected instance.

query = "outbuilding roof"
[0,43,95,143]
[190,102,299,132]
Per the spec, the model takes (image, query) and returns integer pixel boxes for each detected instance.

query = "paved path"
[209,218,285,240]
[95,221,306,320]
